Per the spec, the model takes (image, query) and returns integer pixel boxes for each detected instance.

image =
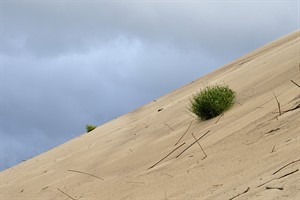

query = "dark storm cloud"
[1,1,298,170]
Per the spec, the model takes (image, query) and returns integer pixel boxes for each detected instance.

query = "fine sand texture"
[1,30,300,200]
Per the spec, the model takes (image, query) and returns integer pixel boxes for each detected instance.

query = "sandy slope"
[1,30,299,200]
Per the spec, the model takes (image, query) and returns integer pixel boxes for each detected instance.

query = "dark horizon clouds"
[1,1,299,170]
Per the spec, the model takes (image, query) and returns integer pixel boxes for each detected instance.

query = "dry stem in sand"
[176,130,210,158]
[148,142,186,170]
[68,169,104,180]
[273,92,282,116]
[57,188,77,200]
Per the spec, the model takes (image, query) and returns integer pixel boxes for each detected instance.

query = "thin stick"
[257,169,299,188]
[256,178,276,188]
[215,113,224,124]
[266,186,283,190]
[271,146,275,153]
[161,173,174,178]
[267,128,280,134]
[273,159,300,175]
[191,133,207,158]
[176,130,210,158]
[164,122,174,131]
[174,120,194,146]
[148,142,186,170]
[236,101,243,106]
[273,92,282,115]
[282,103,300,114]
[68,169,104,180]
[277,169,299,179]
[57,188,77,200]
[291,80,300,88]
[228,187,250,200]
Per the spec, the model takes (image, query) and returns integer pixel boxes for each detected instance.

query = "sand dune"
[1,30,299,200]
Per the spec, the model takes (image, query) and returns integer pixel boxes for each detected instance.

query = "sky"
[1,0,299,171]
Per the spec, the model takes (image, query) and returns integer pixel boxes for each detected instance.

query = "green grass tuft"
[189,85,236,120]
[86,124,97,133]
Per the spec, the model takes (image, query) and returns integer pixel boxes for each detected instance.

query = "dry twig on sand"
[257,169,299,188]
[273,92,282,115]
[271,146,276,153]
[174,120,195,146]
[57,188,77,200]
[256,178,275,188]
[273,159,300,175]
[282,103,300,114]
[161,173,174,178]
[68,169,104,180]
[266,186,283,190]
[176,130,210,158]
[148,142,186,170]
[228,187,250,200]
[277,169,299,179]
[290,80,300,88]
[191,133,207,158]
[267,128,280,134]
[164,122,174,131]
[215,113,224,124]
[236,101,243,106]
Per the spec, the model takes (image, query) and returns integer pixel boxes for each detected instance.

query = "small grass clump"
[190,85,236,120]
[86,124,97,133]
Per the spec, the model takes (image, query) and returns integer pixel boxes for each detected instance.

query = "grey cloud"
[3,2,297,57]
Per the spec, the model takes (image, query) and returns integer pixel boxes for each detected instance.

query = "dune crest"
[1,30,300,200]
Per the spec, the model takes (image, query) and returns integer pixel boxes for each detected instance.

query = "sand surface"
[1,30,300,200]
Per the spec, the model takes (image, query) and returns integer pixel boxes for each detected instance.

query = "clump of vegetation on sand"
[86,124,97,132]
[190,84,236,120]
